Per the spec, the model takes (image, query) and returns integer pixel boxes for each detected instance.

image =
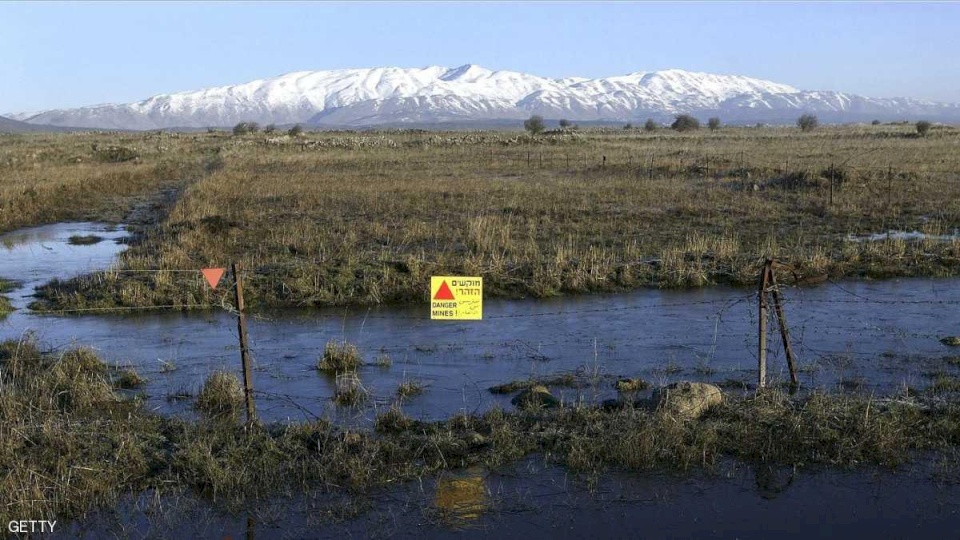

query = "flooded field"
[57,456,960,539]
[2,223,959,423]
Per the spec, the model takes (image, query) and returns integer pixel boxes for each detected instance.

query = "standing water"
[2,223,959,423]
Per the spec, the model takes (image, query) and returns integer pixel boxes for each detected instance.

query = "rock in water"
[652,381,723,420]
[511,385,560,409]
[940,336,960,347]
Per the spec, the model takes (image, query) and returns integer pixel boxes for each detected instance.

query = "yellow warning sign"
[431,276,483,320]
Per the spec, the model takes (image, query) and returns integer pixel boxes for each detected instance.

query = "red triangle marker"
[433,280,455,300]
[202,268,226,290]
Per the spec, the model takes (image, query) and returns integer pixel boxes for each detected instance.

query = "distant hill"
[10,65,960,130]
[0,114,76,133]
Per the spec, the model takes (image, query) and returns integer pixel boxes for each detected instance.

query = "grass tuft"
[195,370,245,415]
[332,372,368,406]
[397,379,425,398]
[114,367,146,389]
[615,378,650,392]
[318,340,363,372]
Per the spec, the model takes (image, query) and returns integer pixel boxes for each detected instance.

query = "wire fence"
[4,251,959,423]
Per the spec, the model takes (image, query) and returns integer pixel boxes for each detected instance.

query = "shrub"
[91,144,139,163]
[263,124,277,134]
[871,120,881,126]
[288,124,304,137]
[644,119,658,132]
[623,123,633,130]
[708,117,721,131]
[916,121,932,136]
[558,119,571,128]
[523,115,545,135]
[671,114,700,132]
[797,114,818,132]
[232,121,260,136]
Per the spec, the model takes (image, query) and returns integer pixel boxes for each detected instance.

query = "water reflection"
[754,463,797,500]
[434,467,488,527]
[0,222,128,310]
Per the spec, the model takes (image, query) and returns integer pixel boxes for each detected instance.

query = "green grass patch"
[67,234,105,246]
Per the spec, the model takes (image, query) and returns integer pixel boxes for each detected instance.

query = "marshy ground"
[2,339,960,532]
[1,124,957,311]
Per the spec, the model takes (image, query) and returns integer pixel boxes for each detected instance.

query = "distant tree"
[671,114,700,132]
[871,119,881,125]
[644,119,658,132]
[524,115,545,135]
[797,114,818,132]
[916,120,932,136]
[263,124,277,134]
[288,124,304,137]
[623,123,634,130]
[559,119,571,128]
[232,121,261,136]
[707,117,721,131]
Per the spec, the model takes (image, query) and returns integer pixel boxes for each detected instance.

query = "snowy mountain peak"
[11,65,960,130]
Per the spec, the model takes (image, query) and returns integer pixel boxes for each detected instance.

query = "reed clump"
[318,339,364,372]
[195,369,245,415]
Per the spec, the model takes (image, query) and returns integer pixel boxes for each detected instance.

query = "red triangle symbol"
[433,280,455,300]
[202,268,226,290]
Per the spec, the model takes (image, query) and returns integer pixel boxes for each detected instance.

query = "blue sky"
[3,1,959,112]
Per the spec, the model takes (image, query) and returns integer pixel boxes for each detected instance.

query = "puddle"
[2,223,960,423]
[0,222,128,310]
[56,457,960,539]
[845,230,960,242]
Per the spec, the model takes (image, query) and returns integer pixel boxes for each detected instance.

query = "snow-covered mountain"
[9,65,960,129]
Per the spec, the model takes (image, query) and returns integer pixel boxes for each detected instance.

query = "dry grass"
[195,370,245,415]
[489,373,580,394]
[5,125,956,311]
[397,379,425,398]
[332,372,368,406]
[615,377,650,393]
[113,367,147,389]
[318,339,363,372]
[0,278,15,315]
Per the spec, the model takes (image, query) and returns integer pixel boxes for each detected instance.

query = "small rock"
[511,385,560,409]
[940,336,960,347]
[651,381,723,420]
